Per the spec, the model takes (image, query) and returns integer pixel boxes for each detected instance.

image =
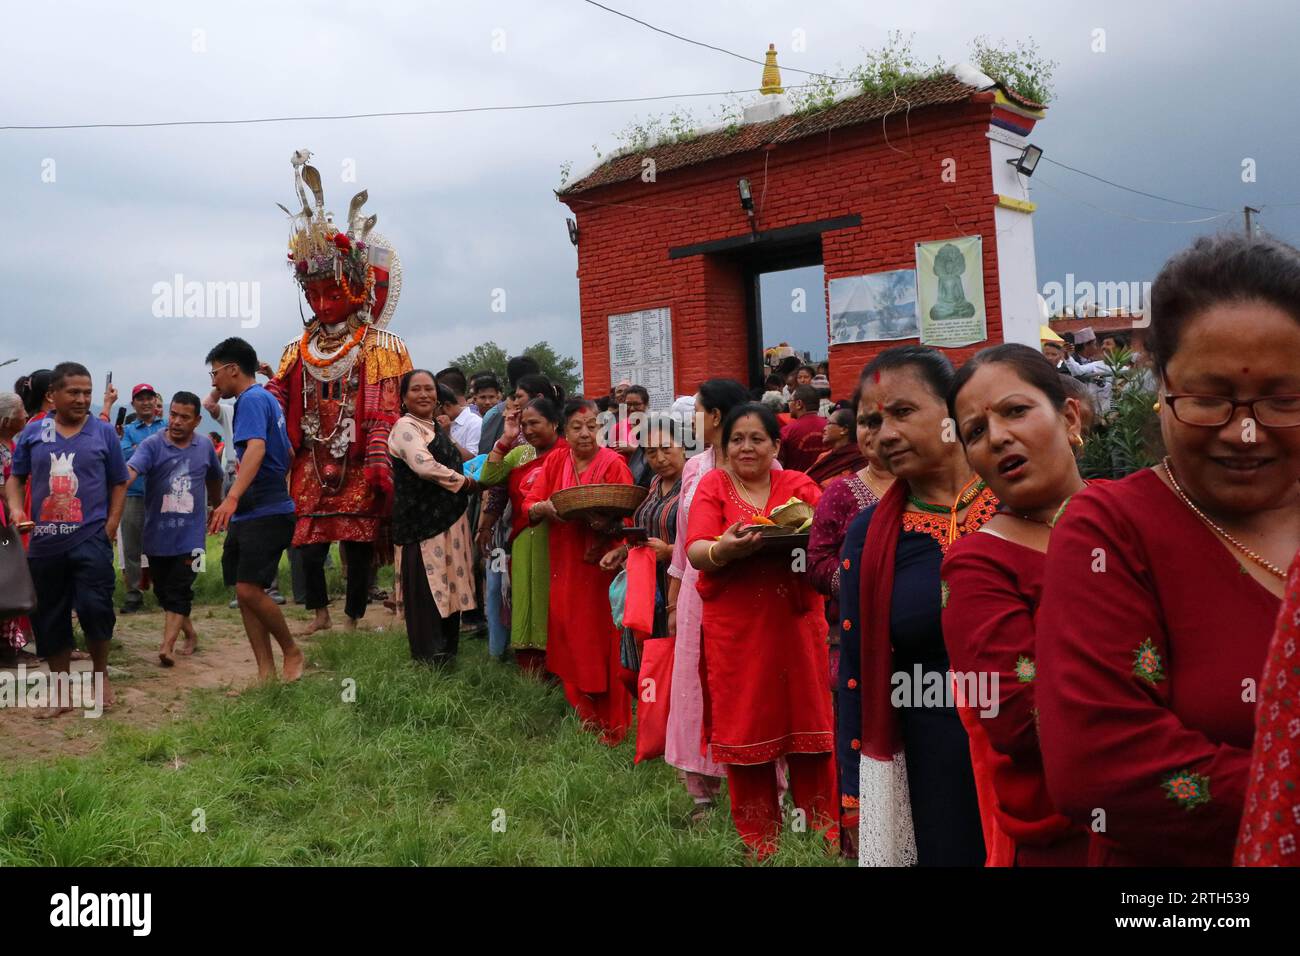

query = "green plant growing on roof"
[788,32,943,116]
[969,35,1057,105]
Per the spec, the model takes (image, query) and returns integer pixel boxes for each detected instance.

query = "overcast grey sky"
[2,0,1296,405]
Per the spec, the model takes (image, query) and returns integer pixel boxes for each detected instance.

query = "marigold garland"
[301,323,366,368]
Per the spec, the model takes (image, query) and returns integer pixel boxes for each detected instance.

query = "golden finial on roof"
[760,43,784,95]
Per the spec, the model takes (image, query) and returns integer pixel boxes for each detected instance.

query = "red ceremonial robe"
[524,445,634,744]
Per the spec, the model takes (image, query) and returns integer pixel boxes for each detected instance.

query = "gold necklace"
[861,464,893,500]
[726,469,770,516]
[1161,457,1286,579]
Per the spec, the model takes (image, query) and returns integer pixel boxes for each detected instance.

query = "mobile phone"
[106,370,112,387]
[619,526,649,544]
[115,407,127,428]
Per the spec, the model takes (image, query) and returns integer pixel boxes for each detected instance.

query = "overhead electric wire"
[1039,156,1226,212]
[2,1,1274,221]
[0,80,856,132]
[1031,175,1235,225]
[579,0,848,81]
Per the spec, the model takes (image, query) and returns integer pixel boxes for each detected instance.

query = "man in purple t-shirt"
[5,362,128,716]
[127,391,223,667]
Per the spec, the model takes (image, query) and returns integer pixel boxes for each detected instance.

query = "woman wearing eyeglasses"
[1037,233,1300,865]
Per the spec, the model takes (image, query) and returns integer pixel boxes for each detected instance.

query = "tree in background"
[452,341,583,397]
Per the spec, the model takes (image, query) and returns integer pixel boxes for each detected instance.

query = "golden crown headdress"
[278,149,401,329]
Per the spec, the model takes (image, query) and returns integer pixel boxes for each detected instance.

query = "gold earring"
[1152,401,1161,412]
[1069,432,1084,447]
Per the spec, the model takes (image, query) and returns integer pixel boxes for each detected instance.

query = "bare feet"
[344,616,359,632]
[298,610,332,637]
[282,644,306,682]
[69,649,91,662]
[159,650,174,667]
[178,635,197,656]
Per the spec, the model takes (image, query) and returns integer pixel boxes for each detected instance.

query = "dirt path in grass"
[0,601,400,763]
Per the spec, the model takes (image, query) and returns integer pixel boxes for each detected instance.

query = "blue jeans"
[485,566,507,657]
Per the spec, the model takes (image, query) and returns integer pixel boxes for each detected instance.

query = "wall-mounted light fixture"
[737,178,754,212]
[1007,143,1043,177]
[566,217,579,246]
[738,178,756,234]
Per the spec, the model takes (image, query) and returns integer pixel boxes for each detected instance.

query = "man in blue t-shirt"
[205,337,304,683]
[5,361,128,716]
[127,391,223,666]
[118,383,165,614]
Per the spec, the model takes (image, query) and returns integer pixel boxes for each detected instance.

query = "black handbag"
[0,522,36,619]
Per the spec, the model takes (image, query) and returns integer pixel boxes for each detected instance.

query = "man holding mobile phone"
[118,383,164,613]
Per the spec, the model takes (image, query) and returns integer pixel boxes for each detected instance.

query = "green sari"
[479,442,557,651]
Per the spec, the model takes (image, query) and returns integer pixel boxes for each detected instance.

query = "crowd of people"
[2,223,1298,867]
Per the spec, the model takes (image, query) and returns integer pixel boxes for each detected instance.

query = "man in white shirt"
[436,367,481,461]
[1062,327,1114,413]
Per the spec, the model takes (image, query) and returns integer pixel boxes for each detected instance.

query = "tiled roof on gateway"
[559,72,1044,197]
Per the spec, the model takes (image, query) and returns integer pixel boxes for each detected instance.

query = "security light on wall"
[1007,144,1043,177]
[566,217,579,246]
[737,178,754,212]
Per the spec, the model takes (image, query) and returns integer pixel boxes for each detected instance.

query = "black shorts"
[221,513,294,589]
[28,533,116,658]
[147,553,199,616]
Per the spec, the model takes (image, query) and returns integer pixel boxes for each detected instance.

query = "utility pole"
[1244,206,1260,237]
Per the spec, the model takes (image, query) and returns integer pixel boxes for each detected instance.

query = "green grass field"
[3,536,844,866]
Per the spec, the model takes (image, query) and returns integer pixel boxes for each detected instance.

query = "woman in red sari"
[686,402,836,857]
[1237,547,1300,865]
[942,344,1093,866]
[1038,233,1300,865]
[525,398,635,745]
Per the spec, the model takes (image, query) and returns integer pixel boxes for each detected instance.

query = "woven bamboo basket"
[551,483,648,521]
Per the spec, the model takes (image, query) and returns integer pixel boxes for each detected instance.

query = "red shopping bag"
[633,636,675,764]
[622,544,657,636]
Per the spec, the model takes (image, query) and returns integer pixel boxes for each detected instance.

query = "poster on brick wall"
[828,269,918,344]
[916,235,987,348]
[608,307,673,409]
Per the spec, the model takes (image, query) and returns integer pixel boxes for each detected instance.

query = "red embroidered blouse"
[1037,468,1280,866]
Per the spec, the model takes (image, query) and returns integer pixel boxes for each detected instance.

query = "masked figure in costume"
[266,149,412,631]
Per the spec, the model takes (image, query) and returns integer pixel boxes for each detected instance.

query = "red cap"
[132,383,158,398]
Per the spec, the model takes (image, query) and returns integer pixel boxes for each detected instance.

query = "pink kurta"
[665,449,726,777]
